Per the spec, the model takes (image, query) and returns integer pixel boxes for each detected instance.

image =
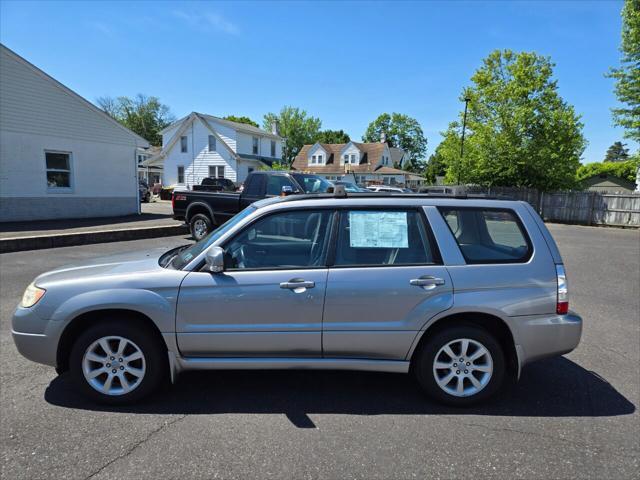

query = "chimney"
[271,120,279,136]
[380,131,386,144]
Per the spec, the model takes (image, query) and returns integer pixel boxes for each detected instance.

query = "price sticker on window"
[349,211,408,248]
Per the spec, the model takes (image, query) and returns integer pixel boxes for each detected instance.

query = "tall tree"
[362,113,428,165]
[437,50,586,191]
[263,106,322,165]
[604,141,630,162]
[607,0,640,143]
[223,115,259,128]
[314,129,350,144]
[97,94,174,146]
[424,152,448,184]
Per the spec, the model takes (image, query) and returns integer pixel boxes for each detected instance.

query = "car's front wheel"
[414,324,505,406]
[69,320,166,404]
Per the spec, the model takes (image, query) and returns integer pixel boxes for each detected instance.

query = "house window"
[180,136,188,153]
[343,154,348,164]
[177,165,185,183]
[45,151,72,189]
[350,154,356,164]
[209,165,225,178]
[317,155,323,164]
[208,135,216,152]
[252,137,259,155]
[311,155,317,164]
[270,140,276,157]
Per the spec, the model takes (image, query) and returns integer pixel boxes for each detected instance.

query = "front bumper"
[513,311,582,369]
[12,306,60,367]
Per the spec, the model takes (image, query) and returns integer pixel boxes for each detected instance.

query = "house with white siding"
[292,140,415,186]
[0,44,149,222]
[142,112,282,188]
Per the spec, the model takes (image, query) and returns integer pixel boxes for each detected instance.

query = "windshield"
[169,206,257,269]
[291,174,333,193]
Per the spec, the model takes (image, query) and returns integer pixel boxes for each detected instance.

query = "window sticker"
[349,211,408,248]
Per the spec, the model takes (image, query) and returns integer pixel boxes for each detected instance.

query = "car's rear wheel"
[189,213,212,241]
[414,324,505,406]
[69,320,166,404]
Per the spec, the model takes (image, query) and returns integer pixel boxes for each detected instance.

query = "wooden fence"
[466,186,640,228]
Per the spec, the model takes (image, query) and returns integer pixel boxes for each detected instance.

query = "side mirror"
[281,185,294,196]
[205,246,225,273]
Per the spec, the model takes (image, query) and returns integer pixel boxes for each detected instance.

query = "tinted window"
[266,175,295,195]
[291,174,332,193]
[439,208,531,263]
[334,210,435,267]
[225,210,333,269]
[244,174,265,196]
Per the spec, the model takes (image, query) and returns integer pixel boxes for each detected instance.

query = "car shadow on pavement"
[44,356,635,428]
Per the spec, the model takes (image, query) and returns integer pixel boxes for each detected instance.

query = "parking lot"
[0,223,638,479]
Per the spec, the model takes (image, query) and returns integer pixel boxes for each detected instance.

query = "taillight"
[171,192,175,210]
[172,193,186,210]
[556,264,569,314]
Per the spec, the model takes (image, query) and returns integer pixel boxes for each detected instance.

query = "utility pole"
[457,96,471,185]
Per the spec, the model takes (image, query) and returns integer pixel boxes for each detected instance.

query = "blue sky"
[1,0,636,163]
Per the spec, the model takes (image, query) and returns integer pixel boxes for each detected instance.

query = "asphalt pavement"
[0,224,638,479]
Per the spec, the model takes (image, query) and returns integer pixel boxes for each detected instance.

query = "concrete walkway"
[0,201,189,253]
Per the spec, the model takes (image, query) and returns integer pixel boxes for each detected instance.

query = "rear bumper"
[513,311,582,368]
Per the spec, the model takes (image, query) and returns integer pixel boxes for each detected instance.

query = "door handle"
[410,276,445,288]
[280,279,315,290]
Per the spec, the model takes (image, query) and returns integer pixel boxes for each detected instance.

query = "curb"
[0,224,189,254]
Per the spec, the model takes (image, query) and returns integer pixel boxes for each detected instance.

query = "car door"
[176,208,335,357]
[322,208,453,360]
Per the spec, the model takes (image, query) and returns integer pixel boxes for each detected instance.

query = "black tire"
[189,213,212,241]
[144,192,151,203]
[69,318,167,405]
[414,324,505,407]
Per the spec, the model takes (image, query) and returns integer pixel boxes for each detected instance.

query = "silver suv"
[12,194,582,406]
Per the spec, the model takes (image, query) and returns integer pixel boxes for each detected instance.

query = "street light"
[457,96,471,185]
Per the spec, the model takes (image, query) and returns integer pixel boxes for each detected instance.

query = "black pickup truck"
[173,171,333,240]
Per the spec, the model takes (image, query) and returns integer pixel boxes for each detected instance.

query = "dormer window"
[309,150,325,165]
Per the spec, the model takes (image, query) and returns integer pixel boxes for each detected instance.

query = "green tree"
[362,113,428,165]
[96,94,174,146]
[423,152,448,184]
[607,0,640,142]
[604,141,630,162]
[576,158,640,184]
[314,129,350,144]
[263,106,322,165]
[223,115,260,128]
[437,50,586,191]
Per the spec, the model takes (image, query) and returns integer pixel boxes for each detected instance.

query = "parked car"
[192,177,237,193]
[13,192,581,406]
[367,185,406,193]
[333,181,368,193]
[173,171,333,240]
[138,181,150,203]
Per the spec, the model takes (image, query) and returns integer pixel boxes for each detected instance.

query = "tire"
[414,324,505,406]
[189,213,212,241]
[69,319,167,405]
[144,192,151,203]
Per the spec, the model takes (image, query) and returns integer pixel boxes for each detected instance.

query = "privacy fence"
[465,186,640,228]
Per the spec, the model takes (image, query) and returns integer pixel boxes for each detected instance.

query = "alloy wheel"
[432,338,493,397]
[82,336,146,396]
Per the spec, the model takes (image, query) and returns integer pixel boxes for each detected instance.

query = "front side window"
[252,137,259,154]
[45,151,72,189]
[208,135,216,151]
[225,210,333,269]
[266,175,295,195]
[334,210,436,267]
[177,165,185,183]
[180,136,188,153]
[270,140,276,157]
[439,208,531,263]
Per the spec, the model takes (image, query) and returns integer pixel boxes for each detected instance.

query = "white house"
[143,112,282,188]
[292,140,413,186]
[137,146,162,185]
[0,44,149,222]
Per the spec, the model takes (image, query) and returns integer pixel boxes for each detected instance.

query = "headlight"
[21,283,46,308]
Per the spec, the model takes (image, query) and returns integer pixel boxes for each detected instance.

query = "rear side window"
[439,208,531,264]
[333,210,437,267]
[244,174,265,196]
